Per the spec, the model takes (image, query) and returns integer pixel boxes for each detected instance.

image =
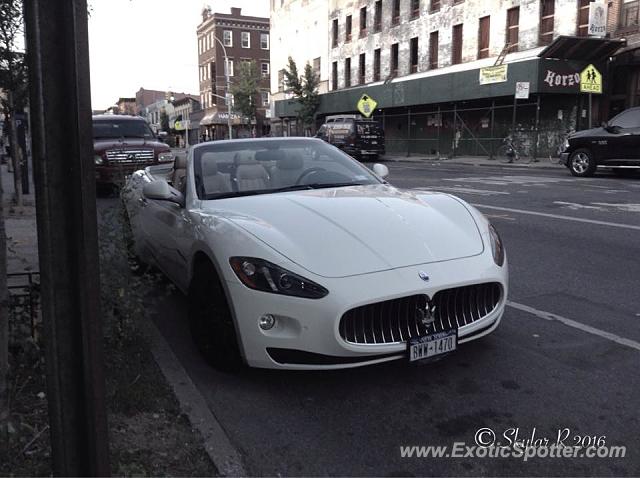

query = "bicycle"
[496,135,521,163]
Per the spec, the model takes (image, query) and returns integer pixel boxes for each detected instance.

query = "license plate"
[372,141,378,145]
[408,329,457,362]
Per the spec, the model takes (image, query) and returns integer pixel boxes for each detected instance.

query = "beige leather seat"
[270,152,304,188]
[200,153,231,195]
[234,151,269,191]
[171,154,187,193]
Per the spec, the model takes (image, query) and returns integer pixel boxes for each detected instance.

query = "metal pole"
[511,96,517,136]
[534,94,541,161]
[437,105,441,158]
[214,36,232,140]
[452,103,457,158]
[588,93,593,129]
[24,0,110,475]
[406,107,411,157]
[489,100,495,159]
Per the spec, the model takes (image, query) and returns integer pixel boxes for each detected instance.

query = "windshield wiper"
[303,182,365,189]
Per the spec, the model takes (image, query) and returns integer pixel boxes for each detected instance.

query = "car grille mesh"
[105,149,154,163]
[339,282,502,345]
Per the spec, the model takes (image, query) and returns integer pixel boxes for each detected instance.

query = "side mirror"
[372,163,389,179]
[143,180,184,207]
[601,121,608,128]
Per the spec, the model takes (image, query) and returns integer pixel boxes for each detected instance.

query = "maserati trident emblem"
[416,300,437,327]
[418,271,430,282]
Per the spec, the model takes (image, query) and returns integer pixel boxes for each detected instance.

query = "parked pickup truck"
[93,114,173,185]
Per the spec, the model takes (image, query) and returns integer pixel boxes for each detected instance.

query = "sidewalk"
[383,153,565,170]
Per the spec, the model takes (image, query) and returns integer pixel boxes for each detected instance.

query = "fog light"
[259,314,276,330]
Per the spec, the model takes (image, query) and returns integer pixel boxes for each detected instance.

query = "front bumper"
[225,253,508,370]
[95,162,157,184]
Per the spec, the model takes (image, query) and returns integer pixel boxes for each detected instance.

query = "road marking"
[445,175,575,186]
[592,203,640,213]
[554,201,606,211]
[473,204,640,231]
[414,186,509,196]
[507,301,640,352]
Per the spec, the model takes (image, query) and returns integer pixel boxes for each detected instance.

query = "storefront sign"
[515,82,530,99]
[543,70,581,89]
[479,65,508,85]
[580,64,603,94]
[588,1,607,37]
[357,94,378,118]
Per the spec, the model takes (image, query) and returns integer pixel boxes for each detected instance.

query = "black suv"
[560,107,640,177]
[315,115,385,161]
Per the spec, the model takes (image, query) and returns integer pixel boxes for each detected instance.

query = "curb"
[139,318,246,477]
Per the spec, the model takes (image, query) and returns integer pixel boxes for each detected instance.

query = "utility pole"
[24,0,110,475]
[212,34,233,139]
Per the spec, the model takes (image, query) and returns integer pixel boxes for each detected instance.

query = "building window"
[261,91,270,106]
[359,53,366,84]
[539,0,555,45]
[223,30,233,47]
[374,1,382,31]
[332,61,338,90]
[577,0,590,36]
[261,62,270,78]
[411,0,420,18]
[452,24,463,65]
[430,0,440,13]
[260,33,270,49]
[345,58,351,87]
[506,7,520,52]
[278,69,285,91]
[392,0,400,24]
[241,32,250,48]
[478,16,490,59]
[373,48,381,81]
[390,42,399,76]
[313,57,321,78]
[429,31,439,69]
[225,59,234,77]
[360,7,367,36]
[198,38,202,54]
[332,18,338,47]
[620,0,640,30]
[346,15,352,42]
[410,37,419,73]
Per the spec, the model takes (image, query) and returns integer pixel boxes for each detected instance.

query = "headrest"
[201,159,218,175]
[234,151,256,165]
[255,150,281,162]
[277,153,304,170]
[174,153,187,169]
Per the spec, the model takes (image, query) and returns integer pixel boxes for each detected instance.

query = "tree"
[230,61,261,135]
[0,0,28,207]
[160,109,170,133]
[0,0,27,447]
[283,57,320,136]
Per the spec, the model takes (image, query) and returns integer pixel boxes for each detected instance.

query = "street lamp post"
[211,34,233,140]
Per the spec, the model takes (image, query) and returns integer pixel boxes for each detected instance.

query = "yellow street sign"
[580,64,602,94]
[357,94,378,118]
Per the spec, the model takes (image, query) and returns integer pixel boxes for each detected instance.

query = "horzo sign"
[543,70,581,88]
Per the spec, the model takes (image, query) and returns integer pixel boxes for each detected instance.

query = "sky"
[88,0,270,110]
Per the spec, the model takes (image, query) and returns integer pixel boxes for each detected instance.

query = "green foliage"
[283,57,321,133]
[160,110,170,133]
[230,60,261,121]
[0,0,28,113]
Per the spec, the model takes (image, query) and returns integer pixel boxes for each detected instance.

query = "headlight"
[229,257,329,299]
[158,152,174,163]
[488,224,505,267]
[94,155,104,165]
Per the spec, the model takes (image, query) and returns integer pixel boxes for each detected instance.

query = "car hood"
[569,127,605,139]
[202,185,484,278]
[94,138,170,153]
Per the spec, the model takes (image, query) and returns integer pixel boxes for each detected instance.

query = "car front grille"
[339,282,502,345]
[105,149,155,163]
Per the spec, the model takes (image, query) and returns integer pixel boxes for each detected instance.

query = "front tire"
[569,149,596,177]
[188,262,243,372]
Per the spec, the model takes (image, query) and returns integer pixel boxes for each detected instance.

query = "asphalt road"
[110,162,640,476]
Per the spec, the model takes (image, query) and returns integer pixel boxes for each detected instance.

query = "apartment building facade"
[197,6,271,139]
[273,0,625,157]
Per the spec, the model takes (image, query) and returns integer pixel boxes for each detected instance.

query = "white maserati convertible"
[121,138,508,370]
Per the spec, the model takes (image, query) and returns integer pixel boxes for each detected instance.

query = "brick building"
[272,0,624,157]
[197,6,271,139]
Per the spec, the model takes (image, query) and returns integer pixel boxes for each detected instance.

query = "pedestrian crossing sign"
[357,94,378,118]
[580,64,602,94]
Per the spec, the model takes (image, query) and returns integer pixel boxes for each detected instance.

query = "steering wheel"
[295,167,326,185]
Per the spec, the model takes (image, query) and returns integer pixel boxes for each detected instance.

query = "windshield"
[93,119,155,139]
[357,121,383,136]
[193,139,382,200]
